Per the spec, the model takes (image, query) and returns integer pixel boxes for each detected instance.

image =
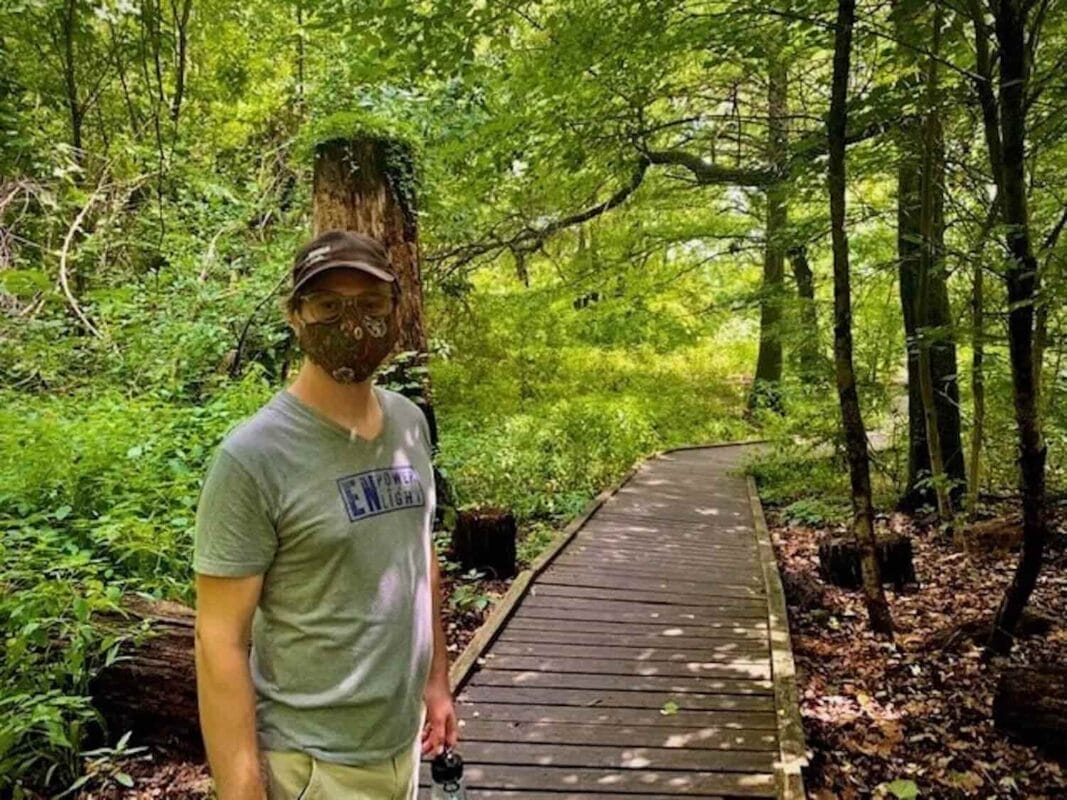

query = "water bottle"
[430,746,468,799]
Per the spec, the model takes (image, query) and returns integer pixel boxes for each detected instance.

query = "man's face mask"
[293,288,399,384]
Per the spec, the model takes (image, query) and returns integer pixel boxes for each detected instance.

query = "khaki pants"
[263,745,418,800]
[263,713,424,800]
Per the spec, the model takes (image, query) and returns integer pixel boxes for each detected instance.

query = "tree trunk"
[452,506,518,579]
[748,52,787,415]
[914,2,954,522]
[828,0,893,637]
[818,533,916,590]
[982,1,1049,658]
[967,200,998,518]
[894,2,966,515]
[60,0,84,162]
[85,596,204,759]
[788,245,824,384]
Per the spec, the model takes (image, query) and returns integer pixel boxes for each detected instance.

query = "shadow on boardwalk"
[419,442,807,799]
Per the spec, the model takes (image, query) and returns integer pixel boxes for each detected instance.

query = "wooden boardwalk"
[418,443,806,799]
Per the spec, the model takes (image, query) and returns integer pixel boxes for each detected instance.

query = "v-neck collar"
[276,384,391,446]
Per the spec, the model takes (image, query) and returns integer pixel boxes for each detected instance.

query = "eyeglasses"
[296,289,395,324]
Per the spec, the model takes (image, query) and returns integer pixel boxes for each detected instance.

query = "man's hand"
[420,677,458,757]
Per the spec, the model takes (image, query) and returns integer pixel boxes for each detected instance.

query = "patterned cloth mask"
[295,306,399,384]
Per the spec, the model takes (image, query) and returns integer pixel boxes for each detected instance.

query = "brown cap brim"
[292,260,397,293]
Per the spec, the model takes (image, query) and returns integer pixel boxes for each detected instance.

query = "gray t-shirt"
[192,383,436,765]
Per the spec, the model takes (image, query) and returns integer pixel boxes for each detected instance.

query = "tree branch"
[427,156,652,275]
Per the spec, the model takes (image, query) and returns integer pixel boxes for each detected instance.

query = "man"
[193,229,458,800]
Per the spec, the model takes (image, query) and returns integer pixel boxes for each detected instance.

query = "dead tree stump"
[993,665,1067,761]
[817,533,916,589]
[452,506,517,579]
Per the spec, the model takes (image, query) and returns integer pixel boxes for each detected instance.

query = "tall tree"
[913,2,955,523]
[828,0,894,636]
[893,0,967,515]
[971,0,1050,657]
[748,48,789,415]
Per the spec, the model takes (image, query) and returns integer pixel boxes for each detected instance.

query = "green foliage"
[448,569,493,613]
[0,371,275,792]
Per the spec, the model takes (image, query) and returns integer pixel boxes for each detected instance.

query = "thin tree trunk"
[60,0,84,160]
[915,2,953,522]
[967,200,997,518]
[828,0,894,637]
[295,1,306,111]
[981,0,1049,658]
[894,1,967,514]
[169,0,192,126]
[788,244,823,382]
[748,51,787,414]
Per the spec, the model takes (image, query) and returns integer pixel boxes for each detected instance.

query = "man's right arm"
[194,571,269,800]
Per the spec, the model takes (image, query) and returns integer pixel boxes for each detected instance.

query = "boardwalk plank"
[531,578,764,603]
[417,763,777,796]
[457,685,775,712]
[518,596,770,621]
[505,615,769,640]
[416,740,776,773]
[545,558,766,583]
[448,719,777,750]
[496,628,769,652]
[454,702,778,730]
[477,655,772,681]
[465,670,774,696]
[490,641,769,663]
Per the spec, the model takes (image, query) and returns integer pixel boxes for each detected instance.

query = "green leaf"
[885,779,919,799]
[659,700,679,716]
[114,772,134,788]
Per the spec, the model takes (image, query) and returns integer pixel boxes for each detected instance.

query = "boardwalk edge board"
[447,437,769,694]
[746,474,809,800]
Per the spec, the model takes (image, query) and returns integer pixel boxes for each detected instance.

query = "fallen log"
[993,665,1067,761]
[86,595,204,758]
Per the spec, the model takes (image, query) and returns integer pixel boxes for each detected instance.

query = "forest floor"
[765,501,1067,800]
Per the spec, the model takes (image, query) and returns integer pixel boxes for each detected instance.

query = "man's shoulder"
[214,393,288,467]
[380,386,424,421]
[379,385,432,450]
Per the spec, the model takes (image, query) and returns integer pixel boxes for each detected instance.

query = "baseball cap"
[291,230,397,294]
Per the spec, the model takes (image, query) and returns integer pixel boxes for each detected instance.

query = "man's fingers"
[445,711,459,747]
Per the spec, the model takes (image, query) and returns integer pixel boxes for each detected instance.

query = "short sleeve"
[193,446,278,577]
[416,405,432,455]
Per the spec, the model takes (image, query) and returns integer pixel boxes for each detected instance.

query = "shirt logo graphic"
[337,465,426,522]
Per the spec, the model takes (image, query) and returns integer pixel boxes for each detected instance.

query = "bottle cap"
[431,748,463,782]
